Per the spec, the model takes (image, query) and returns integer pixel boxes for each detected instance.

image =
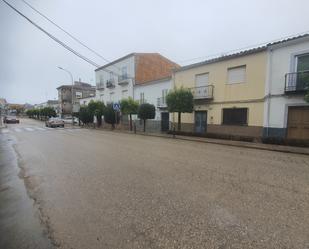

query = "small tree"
[88,100,105,127]
[43,107,56,118]
[104,103,119,129]
[138,103,155,132]
[79,106,93,125]
[120,97,139,131]
[166,88,193,131]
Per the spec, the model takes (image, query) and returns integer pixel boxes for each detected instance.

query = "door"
[296,54,309,90]
[195,111,207,133]
[287,106,309,139]
[161,112,169,132]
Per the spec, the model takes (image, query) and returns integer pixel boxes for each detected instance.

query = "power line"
[20,0,113,66]
[2,0,101,68]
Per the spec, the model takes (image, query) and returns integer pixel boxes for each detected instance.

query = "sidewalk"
[95,128,309,156]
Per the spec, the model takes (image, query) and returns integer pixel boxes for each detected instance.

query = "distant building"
[34,100,60,114]
[57,81,95,117]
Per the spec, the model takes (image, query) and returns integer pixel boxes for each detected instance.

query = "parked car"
[3,115,20,124]
[45,117,65,128]
[63,117,78,124]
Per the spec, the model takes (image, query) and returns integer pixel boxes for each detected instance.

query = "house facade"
[173,48,268,137]
[34,100,60,114]
[133,77,171,131]
[264,35,309,140]
[95,53,178,105]
[57,81,95,117]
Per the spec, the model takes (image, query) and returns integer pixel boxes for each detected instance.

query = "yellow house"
[173,47,267,138]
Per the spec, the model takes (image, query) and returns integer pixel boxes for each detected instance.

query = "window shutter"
[228,66,246,84]
[195,73,209,87]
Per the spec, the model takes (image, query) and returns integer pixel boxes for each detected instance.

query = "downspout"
[265,48,273,137]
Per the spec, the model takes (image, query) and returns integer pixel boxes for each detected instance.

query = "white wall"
[134,78,171,120]
[79,96,96,106]
[264,38,309,129]
[95,55,135,105]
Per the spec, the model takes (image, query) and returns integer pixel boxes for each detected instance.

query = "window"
[227,66,246,84]
[121,66,128,80]
[222,108,248,125]
[140,92,145,104]
[195,73,209,87]
[75,92,82,99]
[109,72,114,81]
[162,89,168,104]
[122,90,128,98]
[110,92,115,102]
[296,54,309,72]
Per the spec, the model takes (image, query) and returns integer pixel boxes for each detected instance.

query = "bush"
[104,103,119,128]
[138,103,156,132]
[79,106,93,125]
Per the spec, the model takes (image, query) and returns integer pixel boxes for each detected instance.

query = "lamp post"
[58,66,74,125]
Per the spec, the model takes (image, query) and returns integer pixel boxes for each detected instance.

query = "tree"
[120,97,139,131]
[88,100,105,127]
[166,88,193,131]
[138,103,155,132]
[104,103,119,129]
[43,107,56,118]
[79,106,93,125]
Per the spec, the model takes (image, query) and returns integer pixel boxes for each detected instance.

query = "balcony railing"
[106,79,115,88]
[157,97,167,108]
[190,85,214,100]
[285,71,309,93]
[96,82,105,90]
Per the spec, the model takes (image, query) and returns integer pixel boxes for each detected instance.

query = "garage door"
[287,106,309,140]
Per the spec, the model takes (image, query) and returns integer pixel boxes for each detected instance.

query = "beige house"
[173,47,267,138]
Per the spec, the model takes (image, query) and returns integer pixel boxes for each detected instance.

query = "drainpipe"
[265,48,273,137]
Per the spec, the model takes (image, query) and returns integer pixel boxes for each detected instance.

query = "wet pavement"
[0,134,54,249]
[1,118,309,249]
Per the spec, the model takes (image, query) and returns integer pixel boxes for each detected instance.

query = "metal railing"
[157,97,167,108]
[285,71,309,93]
[106,79,115,88]
[190,85,214,100]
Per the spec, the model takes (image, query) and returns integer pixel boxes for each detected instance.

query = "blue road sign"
[113,103,121,111]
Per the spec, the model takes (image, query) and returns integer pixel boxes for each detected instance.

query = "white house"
[264,34,309,140]
[95,53,178,105]
[134,77,172,131]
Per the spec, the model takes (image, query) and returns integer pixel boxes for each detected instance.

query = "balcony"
[285,71,309,93]
[118,74,129,85]
[96,82,105,90]
[157,97,167,108]
[190,85,214,100]
[106,79,115,88]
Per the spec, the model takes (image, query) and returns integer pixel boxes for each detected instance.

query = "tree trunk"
[129,114,132,131]
[178,112,181,131]
[143,119,146,132]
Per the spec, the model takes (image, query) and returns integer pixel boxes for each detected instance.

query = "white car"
[45,118,65,128]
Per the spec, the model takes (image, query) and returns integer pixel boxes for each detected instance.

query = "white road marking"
[35,127,46,131]
[25,127,35,131]
[14,128,22,132]
[1,129,9,133]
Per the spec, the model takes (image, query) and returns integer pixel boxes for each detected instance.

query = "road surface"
[1,118,309,249]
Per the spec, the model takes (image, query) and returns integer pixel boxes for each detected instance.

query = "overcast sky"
[1,0,309,104]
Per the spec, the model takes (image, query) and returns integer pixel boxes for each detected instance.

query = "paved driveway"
[2,118,309,248]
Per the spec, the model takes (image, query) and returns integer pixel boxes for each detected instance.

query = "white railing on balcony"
[190,85,214,100]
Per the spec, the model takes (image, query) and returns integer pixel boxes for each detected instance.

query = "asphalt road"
[1,118,309,249]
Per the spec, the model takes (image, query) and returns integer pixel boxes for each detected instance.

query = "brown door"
[287,106,309,139]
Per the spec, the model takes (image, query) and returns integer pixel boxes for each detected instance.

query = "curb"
[89,127,309,156]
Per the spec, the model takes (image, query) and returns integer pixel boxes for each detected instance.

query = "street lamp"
[58,66,74,125]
